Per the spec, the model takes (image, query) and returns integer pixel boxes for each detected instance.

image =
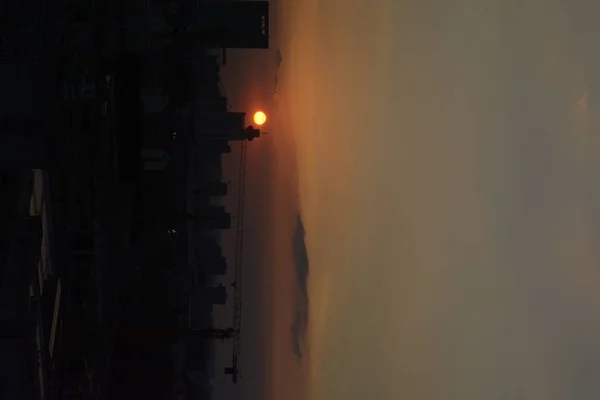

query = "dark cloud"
[290,215,309,359]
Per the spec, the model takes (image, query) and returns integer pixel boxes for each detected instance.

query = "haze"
[268,0,600,400]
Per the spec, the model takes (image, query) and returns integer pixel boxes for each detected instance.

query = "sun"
[253,111,267,126]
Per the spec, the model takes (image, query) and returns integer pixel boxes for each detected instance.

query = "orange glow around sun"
[253,111,267,126]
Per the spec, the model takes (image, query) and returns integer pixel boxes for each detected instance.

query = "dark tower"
[200,206,232,230]
[193,181,228,197]
[205,285,228,305]
[224,366,239,377]
[195,2,269,49]
[205,253,227,275]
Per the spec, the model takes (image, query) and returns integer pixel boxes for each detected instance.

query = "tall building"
[194,1,270,49]
[195,112,261,141]
[199,141,231,154]
[193,182,228,197]
[205,253,227,275]
[204,286,228,305]
[199,206,231,230]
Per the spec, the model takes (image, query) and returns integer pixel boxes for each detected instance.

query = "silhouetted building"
[204,286,227,305]
[194,2,269,49]
[199,236,220,256]
[205,253,227,275]
[197,112,244,132]
[196,112,261,141]
[200,140,232,154]
[224,366,239,379]
[200,206,231,230]
[198,96,228,113]
[186,338,210,370]
[193,182,228,197]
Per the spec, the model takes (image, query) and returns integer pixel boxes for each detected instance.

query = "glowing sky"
[269,0,600,399]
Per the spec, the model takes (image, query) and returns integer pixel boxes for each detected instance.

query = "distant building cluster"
[0,0,270,398]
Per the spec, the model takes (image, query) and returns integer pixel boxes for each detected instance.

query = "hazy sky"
[221,1,600,400]
[217,35,303,400]
[267,0,600,400]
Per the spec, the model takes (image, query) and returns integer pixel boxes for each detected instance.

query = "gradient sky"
[273,0,600,400]
[221,1,600,400]
[216,35,305,400]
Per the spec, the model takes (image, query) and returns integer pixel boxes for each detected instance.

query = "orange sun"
[253,111,267,126]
